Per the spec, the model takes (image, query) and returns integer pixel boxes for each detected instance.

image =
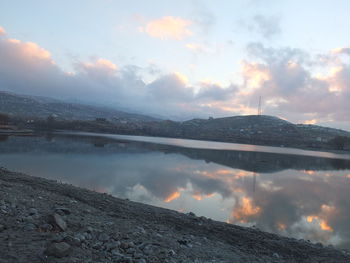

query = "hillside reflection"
[1,134,350,248]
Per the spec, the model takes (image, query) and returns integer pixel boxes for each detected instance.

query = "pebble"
[92,242,103,250]
[63,235,81,246]
[28,208,38,215]
[55,207,71,215]
[23,223,36,231]
[136,226,146,234]
[75,233,86,242]
[98,233,109,242]
[40,223,53,232]
[45,242,72,258]
[53,213,67,231]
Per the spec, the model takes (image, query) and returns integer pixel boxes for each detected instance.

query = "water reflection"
[0,135,8,142]
[0,135,350,248]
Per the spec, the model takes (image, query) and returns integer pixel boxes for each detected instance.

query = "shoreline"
[0,168,349,262]
[2,129,350,158]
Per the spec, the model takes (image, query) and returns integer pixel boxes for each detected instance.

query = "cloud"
[185,43,214,54]
[0,26,6,36]
[252,15,281,38]
[332,47,350,56]
[0,27,350,128]
[237,43,350,125]
[147,73,193,102]
[190,0,216,34]
[196,81,237,101]
[240,15,281,39]
[75,58,118,78]
[0,31,240,119]
[140,16,193,40]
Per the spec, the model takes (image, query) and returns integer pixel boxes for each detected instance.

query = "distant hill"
[1,91,349,150]
[143,115,350,149]
[0,91,158,123]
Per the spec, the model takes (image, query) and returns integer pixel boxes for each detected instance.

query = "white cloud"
[0,27,350,128]
[140,16,193,40]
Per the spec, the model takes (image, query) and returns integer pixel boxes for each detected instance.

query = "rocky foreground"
[0,168,350,263]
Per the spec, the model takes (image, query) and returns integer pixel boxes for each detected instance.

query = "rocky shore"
[1,168,350,263]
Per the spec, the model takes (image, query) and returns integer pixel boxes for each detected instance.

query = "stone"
[316,242,323,248]
[92,242,103,250]
[0,224,5,232]
[63,235,81,246]
[105,242,120,251]
[55,207,71,215]
[111,249,124,257]
[40,223,53,232]
[98,233,109,242]
[22,216,35,223]
[85,233,92,240]
[23,223,36,231]
[120,242,130,249]
[136,226,146,234]
[53,213,67,231]
[75,233,86,242]
[45,242,72,258]
[28,208,38,215]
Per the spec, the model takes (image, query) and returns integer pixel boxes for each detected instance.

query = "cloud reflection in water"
[0,135,350,248]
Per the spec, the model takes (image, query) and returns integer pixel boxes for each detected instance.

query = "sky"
[0,0,349,129]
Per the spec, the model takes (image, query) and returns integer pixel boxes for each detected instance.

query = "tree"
[329,136,349,150]
[0,113,9,125]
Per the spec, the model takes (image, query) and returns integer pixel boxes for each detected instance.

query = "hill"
[0,91,158,123]
[142,115,350,149]
[1,91,349,150]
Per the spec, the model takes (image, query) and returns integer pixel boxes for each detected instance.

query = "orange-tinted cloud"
[307,215,333,231]
[241,61,270,93]
[192,193,214,201]
[164,191,181,203]
[81,58,118,74]
[6,39,53,62]
[303,119,317,125]
[331,47,350,56]
[141,16,192,40]
[0,26,6,36]
[231,197,261,223]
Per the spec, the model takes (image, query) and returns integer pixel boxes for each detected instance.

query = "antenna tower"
[258,96,262,116]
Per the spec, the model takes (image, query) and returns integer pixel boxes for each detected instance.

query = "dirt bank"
[0,168,349,263]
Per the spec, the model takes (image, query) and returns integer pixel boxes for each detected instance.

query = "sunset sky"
[0,0,349,129]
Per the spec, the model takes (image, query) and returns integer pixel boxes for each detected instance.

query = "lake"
[1,132,350,249]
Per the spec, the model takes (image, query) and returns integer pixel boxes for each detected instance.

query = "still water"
[1,133,350,248]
